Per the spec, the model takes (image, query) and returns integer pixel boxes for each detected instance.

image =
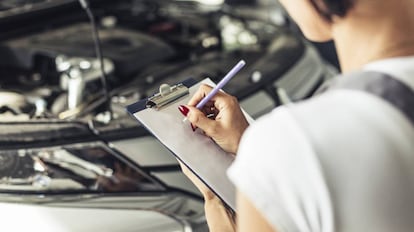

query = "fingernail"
[178,105,189,116]
[191,123,196,132]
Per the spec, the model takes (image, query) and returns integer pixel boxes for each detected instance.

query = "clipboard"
[126,78,254,211]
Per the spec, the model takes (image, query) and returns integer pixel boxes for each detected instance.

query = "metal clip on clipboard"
[145,83,189,109]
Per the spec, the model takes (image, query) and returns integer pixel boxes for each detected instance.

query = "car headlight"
[0,142,165,194]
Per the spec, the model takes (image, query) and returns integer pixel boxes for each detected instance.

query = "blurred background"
[0,0,338,231]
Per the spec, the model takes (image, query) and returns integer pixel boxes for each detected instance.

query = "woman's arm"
[236,191,276,232]
[179,160,277,232]
[179,84,273,231]
[178,161,236,232]
[204,195,236,232]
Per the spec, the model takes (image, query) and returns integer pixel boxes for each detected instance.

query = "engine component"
[0,91,35,120]
[56,55,114,110]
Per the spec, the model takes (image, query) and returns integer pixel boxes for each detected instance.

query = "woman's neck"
[331,0,414,72]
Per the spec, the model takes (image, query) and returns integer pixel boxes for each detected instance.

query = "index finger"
[188,84,213,107]
[187,84,228,108]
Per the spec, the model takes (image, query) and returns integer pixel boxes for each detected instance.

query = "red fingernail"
[191,123,196,132]
[178,105,189,116]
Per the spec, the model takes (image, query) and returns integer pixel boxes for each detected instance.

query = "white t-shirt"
[227,56,414,232]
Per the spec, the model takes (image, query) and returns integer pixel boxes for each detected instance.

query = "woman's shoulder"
[243,87,414,156]
[251,89,385,134]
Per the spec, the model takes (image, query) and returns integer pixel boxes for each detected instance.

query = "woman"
[178,0,414,231]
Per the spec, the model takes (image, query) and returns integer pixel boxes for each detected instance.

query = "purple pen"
[196,59,246,109]
[182,59,246,123]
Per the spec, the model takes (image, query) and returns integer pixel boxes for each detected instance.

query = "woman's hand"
[178,161,236,232]
[178,159,216,200]
[178,84,249,154]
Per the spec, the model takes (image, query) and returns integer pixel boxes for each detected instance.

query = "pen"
[183,59,246,122]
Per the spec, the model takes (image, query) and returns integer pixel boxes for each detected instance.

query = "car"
[0,0,336,231]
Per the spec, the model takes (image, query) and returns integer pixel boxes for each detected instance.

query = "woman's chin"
[303,31,333,43]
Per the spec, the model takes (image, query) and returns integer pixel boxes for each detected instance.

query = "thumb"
[186,105,217,136]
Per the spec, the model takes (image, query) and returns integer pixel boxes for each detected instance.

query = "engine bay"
[0,0,300,121]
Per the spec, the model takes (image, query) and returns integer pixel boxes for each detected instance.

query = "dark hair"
[310,0,354,21]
